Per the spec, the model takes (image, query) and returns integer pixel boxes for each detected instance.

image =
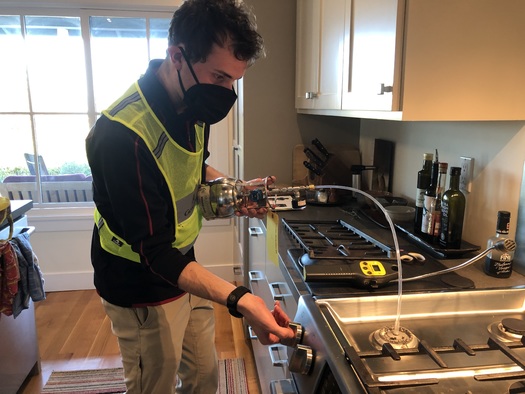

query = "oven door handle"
[269,281,292,301]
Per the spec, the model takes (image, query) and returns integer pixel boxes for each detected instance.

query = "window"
[0,9,172,204]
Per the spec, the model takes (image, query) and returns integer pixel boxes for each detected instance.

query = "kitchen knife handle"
[303,161,322,176]
[304,148,325,168]
[311,138,330,158]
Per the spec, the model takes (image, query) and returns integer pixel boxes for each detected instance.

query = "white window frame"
[0,1,233,225]
[0,4,171,210]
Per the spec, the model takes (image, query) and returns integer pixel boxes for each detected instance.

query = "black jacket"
[86,60,211,307]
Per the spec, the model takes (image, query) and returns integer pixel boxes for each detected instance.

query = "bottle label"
[421,195,434,234]
[415,188,425,208]
[485,252,513,278]
[432,213,441,237]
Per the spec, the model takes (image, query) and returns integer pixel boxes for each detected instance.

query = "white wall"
[27,208,236,292]
[359,120,525,248]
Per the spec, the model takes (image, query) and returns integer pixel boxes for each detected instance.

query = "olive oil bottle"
[440,167,466,249]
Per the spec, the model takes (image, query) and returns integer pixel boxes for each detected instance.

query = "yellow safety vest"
[94,81,204,262]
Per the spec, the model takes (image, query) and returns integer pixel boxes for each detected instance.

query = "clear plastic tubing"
[315,185,404,334]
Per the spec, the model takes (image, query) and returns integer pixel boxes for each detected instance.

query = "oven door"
[289,295,367,394]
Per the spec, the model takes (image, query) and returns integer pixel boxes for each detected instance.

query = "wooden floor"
[19,290,261,394]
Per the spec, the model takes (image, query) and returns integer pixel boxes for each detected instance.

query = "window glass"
[33,114,91,176]
[0,15,30,112]
[90,16,149,111]
[25,16,88,112]
[0,115,34,179]
[0,10,173,204]
[150,18,170,59]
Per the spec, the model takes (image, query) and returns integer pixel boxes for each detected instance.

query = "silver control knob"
[288,344,313,375]
[280,321,304,348]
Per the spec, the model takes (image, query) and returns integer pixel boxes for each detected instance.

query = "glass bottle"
[428,162,448,244]
[421,150,439,242]
[439,167,466,249]
[414,152,433,235]
[484,211,514,278]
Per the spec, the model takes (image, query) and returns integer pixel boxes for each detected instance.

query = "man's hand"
[236,176,276,219]
[238,295,295,346]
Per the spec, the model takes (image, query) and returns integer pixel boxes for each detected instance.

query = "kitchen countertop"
[273,202,525,297]
[0,199,33,230]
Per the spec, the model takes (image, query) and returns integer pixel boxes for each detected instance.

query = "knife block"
[310,155,352,187]
[302,146,360,185]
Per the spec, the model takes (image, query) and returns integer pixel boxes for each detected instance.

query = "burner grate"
[320,303,525,391]
[282,218,393,259]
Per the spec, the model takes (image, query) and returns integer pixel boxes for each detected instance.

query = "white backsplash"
[359,120,525,249]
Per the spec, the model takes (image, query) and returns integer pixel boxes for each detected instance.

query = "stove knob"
[281,322,304,348]
[288,344,313,375]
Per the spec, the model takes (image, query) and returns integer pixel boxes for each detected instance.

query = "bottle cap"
[497,210,511,234]
[450,167,462,176]
[498,210,511,220]
[423,153,433,160]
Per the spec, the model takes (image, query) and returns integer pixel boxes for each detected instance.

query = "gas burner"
[370,325,419,350]
[488,317,525,342]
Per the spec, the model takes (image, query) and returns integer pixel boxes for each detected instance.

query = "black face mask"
[177,47,238,125]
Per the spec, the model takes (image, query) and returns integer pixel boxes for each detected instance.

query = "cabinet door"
[295,0,319,109]
[341,0,401,111]
[295,0,345,110]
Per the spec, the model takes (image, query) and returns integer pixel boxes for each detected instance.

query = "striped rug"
[42,358,248,394]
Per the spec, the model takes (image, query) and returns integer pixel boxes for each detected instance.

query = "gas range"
[279,217,525,393]
[290,289,525,393]
[282,218,474,297]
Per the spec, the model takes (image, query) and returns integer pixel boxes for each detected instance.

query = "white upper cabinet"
[296,0,525,121]
[341,0,401,112]
[295,0,346,110]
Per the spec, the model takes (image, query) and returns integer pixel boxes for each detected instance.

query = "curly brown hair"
[168,0,265,66]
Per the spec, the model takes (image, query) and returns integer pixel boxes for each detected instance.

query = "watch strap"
[227,286,251,318]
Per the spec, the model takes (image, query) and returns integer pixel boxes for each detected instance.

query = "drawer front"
[248,325,291,394]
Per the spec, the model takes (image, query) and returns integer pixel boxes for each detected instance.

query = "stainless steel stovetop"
[282,217,525,393]
[283,218,475,297]
[318,288,525,393]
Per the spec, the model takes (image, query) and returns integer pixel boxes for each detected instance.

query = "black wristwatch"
[227,286,251,318]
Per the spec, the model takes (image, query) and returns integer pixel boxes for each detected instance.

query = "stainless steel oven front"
[287,295,365,394]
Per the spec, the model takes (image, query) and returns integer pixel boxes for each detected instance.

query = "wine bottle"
[414,152,433,235]
[429,162,448,244]
[440,167,466,249]
[484,211,514,278]
[421,150,439,242]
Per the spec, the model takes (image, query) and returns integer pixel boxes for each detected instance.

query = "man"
[85,1,294,393]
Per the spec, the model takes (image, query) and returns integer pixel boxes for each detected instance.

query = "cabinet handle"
[270,282,291,301]
[248,325,257,339]
[249,270,264,281]
[269,345,288,366]
[248,226,264,236]
[305,91,318,99]
[378,83,393,95]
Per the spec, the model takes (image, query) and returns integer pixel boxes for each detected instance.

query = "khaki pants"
[102,294,218,394]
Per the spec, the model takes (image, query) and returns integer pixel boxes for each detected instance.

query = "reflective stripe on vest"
[95,81,204,262]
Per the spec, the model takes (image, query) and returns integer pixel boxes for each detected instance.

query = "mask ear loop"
[178,46,200,84]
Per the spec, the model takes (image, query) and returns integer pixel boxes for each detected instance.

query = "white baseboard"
[43,264,236,292]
